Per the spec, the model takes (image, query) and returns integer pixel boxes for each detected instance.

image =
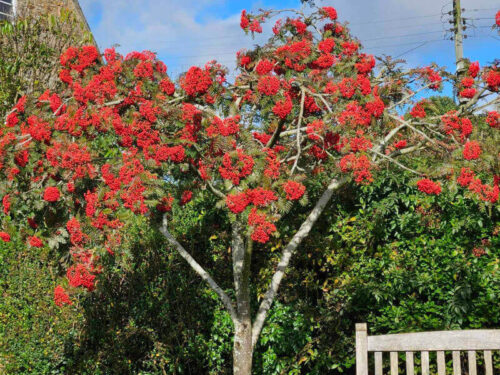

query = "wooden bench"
[356,323,500,375]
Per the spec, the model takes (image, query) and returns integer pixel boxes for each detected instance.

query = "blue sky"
[79,0,499,79]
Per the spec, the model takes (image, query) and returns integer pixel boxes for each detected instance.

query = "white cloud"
[322,0,499,67]
[80,0,272,77]
[80,0,499,77]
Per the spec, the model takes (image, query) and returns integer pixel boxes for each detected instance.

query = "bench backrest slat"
[468,350,477,375]
[406,352,414,375]
[484,350,493,375]
[356,324,500,375]
[453,351,461,375]
[367,329,500,351]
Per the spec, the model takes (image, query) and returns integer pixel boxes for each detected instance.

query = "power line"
[371,21,445,32]
[159,30,496,60]
[393,41,432,58]
[167,33,496,70]
[386,34,495,59]
[365,33,492,51]
[391,30,497,58]
[348,13,442,26]
[362,29,446,42]
[364,38,446,50]
[146,21,496,59]
[149,22,462,55]
[151,28,448,54]
[150,20,448,46]
[152,6,498,63]
[162,40,431,59]
[160,13,448,45]
[121,9,496,48]
[153,31,449,59]
[152,34,262,44]
[467,8,498,12]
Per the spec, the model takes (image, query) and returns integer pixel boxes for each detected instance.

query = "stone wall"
[16,0,92,36]
[18,0,78,17]
[15,0,97,51]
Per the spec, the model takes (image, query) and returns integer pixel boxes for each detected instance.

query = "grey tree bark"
[160,177,347,374]
[231,221,253,375]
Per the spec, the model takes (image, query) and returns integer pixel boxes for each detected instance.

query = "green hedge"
[1,171,498,374]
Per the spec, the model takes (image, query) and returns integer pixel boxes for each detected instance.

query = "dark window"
[0,0,13,20]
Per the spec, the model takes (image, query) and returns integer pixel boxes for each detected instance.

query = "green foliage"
[0,228,80,374]
[61,212,229,375]
[0,10,93,115]
[254,302,315,375]
[279,169,500,373]
[1,168,498,374]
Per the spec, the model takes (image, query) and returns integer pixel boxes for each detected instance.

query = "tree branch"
[101,98,124,107]
[265,118,286,149]
[279,127,307,137]
[458,87,487,114]
[369,148,423,176]
[388,81,435,110]
[371,122,406,161]
[189,163,226,199]
[303,86,333,114]
[159,214,237,322]
[251,176,347,347]
[469,97,500,114]
[388,114,438,146]
[375,123,406,152]
[291,88,306,175]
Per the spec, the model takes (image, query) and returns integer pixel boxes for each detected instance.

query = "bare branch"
[458,87,488,114]
[230,97,243,116]
[303,87,333,114]
[265,118,286,149]
[470,97,500,114]
[194,104,218,117]
[15,137,32,150]
[101,98,124,107]
[291,89,306,175]
[189,163,226,199]
[279,127,307,137]
[389,114,438,146]
[159,214,237,322]
[372,122,407,161]
[251,176,347,347]
[369,148,423,176]
[388,82,435,110]
[397,144,426,155]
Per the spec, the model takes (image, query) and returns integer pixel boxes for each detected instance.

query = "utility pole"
[452,0,466,102]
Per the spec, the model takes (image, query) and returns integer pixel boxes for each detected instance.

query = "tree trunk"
[233,319,253,375]
[232,221,254,375]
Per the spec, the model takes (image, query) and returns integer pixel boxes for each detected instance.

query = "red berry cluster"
[417,179,442,195]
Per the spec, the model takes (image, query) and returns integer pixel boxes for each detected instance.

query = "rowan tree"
[0,5,499,374]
